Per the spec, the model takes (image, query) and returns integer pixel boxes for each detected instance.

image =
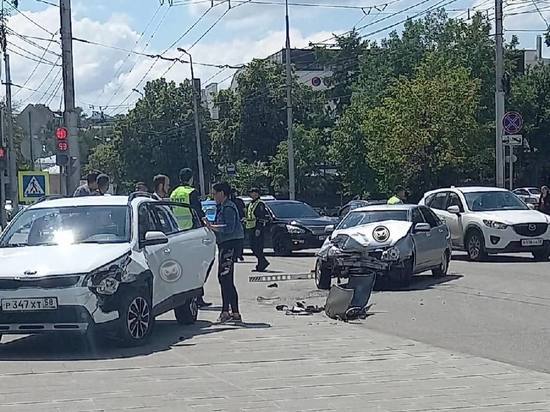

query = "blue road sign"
[503,111,523,135]
[18,171,50,203]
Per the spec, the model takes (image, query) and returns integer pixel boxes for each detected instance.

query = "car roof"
[28,195,134,210]
[265,200,307,205]
[426,186,508,196]
[352,204,416,212]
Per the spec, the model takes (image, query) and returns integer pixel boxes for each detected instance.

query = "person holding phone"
[203,182,244,323]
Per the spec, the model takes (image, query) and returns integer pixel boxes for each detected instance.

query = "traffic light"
[0,146,6,170]
[55,127,69,166]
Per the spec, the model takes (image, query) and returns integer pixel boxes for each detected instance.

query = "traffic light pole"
[60,0,80,194]
[495,0,505,188]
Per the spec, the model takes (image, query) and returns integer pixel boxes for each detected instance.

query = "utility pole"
[0,107,6,229]
[0,13,18,210]
[178,48,206,197]
[495,0,505,188]
[285,0,296,200]
[60,0,80,193]
[28,111,34,170]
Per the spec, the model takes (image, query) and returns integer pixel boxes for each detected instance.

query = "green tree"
[211,59,324,164]
[88,78,211,191]
[359,58,487,195]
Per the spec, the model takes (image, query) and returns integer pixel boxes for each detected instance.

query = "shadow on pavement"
[452,254,538,264]
[0,319,270,361]
[378,273,463,292]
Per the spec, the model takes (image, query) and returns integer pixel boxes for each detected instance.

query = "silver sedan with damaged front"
[315,205,452,289]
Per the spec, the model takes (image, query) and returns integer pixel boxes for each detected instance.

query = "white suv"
[0,194,216,346]
[420,187,550,261]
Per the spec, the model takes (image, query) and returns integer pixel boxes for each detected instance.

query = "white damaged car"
[0,194,216,346]
[315,205,452,289]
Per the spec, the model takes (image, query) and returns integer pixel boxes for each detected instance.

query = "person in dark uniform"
[245,188,270,272]
[230,188,246,262]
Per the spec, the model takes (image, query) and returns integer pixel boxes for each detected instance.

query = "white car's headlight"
[86,253,132,295]
[483,220,508,230]
[381,247,400,261]
[286,224,306,234]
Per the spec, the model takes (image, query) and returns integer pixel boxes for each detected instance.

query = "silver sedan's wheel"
[432,251,449,277]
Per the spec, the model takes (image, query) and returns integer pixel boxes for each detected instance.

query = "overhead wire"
[12,30,59,97]
[5,1,55,36]
[94,2,163,103]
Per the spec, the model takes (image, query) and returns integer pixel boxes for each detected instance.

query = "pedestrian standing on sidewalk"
[73,171,100,197]
[96,174,111,196]
[203,182,244,323]
[246,188,270,272]
[539,186,550,215]
[152,174,170,200]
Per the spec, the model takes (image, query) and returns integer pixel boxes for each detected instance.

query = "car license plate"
[319,235,327,241]
[1,297,58,312]
[522,239,543,247]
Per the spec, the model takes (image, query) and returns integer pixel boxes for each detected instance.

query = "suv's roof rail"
[34,195,66,204]
[128,191,156,202]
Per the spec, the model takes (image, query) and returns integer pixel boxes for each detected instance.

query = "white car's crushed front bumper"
[0,283,119,335]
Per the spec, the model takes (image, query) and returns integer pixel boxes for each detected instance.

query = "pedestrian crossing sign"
[18,171,50,203]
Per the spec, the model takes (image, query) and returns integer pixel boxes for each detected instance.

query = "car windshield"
[338,210,409,230]
[0,205,131,248]
[268,202,320,219]
[464,191,529,212]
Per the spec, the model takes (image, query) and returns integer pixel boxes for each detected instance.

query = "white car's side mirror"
[142,231,169,247]
[325,225,335,234]
[447,205,461,214]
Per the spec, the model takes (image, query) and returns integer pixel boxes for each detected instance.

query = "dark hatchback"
[257,200,339,256]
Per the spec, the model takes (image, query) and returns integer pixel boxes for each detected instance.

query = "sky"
[3,0,549,115]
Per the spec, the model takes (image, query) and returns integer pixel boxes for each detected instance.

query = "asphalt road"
[264,250,550,374]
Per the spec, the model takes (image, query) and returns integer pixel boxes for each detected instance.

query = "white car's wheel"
[175,296,199,325]
[118,289,154,346]
[466,231,486,262]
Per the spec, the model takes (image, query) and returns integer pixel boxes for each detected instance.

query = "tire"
[389,258,413,286]
[118,288,154,347]
[532,249,550,262]
[273,234,292,256]
[315,259,332,290]
[174,296,199,325]
[432,250,450,277]
[465,230,486,262]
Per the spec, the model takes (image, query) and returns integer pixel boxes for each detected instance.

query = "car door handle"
[202,238,214,245]
[163,248,171,255]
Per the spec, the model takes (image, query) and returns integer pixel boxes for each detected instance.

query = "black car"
[251,200,339,256]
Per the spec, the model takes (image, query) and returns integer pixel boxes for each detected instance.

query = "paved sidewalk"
[2,292,550,412]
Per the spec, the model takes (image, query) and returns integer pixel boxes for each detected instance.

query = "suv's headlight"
[483,220,508,230]
[85,253,132,295]
[381,247,400,261]
[286,224,306,234]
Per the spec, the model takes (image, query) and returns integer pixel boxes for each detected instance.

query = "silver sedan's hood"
[319,220,412,255]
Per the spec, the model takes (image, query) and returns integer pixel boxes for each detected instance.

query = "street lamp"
[177,47,206,198]
[132,88,144,97]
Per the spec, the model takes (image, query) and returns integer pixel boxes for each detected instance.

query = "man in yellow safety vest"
[170,168,204,228]
[170,168,210,307]
[246,188,270,272]
[387,185,407,205]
